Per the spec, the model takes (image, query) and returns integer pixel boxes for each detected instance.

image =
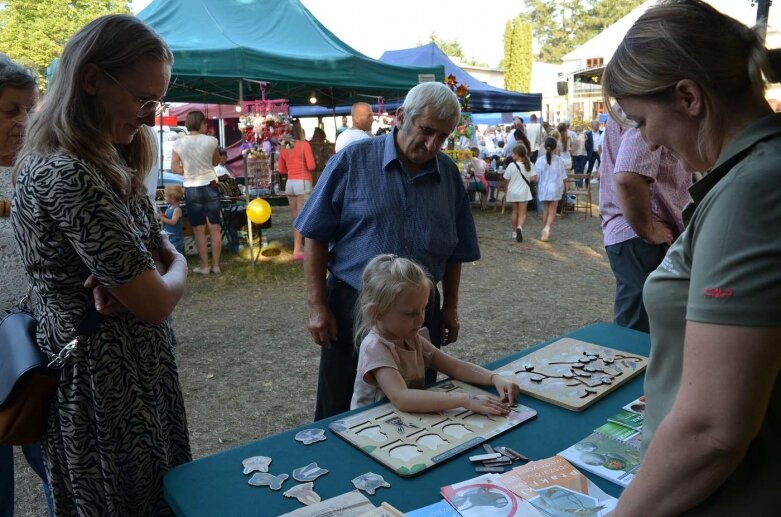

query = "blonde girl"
[159,184,185,254]
[534,137,567,241]
[351,254,520,413]
[503,144,536,242]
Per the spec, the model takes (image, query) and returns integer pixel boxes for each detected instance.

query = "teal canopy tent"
[137,0,443,105]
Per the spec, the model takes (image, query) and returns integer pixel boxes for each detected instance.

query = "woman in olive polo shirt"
[601,1,781,515]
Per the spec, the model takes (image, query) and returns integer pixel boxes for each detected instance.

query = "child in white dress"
[503,144,536,243]
[535,137,567,241]
[351,255,520,413]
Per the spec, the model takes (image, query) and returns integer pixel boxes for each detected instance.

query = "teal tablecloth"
[165,323,650,515]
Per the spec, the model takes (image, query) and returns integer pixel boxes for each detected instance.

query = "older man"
[295,82,481,419]
[334,102,374,152]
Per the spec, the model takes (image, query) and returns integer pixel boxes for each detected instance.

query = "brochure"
[500,455,617,516]
[559,428,642,487]
[440,473,540,517]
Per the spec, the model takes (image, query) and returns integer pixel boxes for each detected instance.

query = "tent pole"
[245,156,255,266]
[158,113,164,188]
[330,87,337,135]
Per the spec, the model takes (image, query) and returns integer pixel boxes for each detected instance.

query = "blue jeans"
[1,444,53,516]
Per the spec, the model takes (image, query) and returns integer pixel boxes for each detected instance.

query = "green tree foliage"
[425,32,489,68]
[504,17,533,92]
[0,0,130,90]
[522,0,645,63]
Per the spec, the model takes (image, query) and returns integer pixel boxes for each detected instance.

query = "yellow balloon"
[246,198,272,224]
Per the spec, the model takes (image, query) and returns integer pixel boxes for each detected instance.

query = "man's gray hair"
[401,82,460,130]
[0,53,36,93]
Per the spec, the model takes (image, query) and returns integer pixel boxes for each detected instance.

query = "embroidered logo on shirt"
[703,287,734,299]
[660,256,680,276]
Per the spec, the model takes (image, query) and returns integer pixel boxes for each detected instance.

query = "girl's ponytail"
[544,136,557,165]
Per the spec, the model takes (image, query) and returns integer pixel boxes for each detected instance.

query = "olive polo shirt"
[642,113,781,515]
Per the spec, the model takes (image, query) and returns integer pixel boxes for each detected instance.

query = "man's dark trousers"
[605,237,668,333]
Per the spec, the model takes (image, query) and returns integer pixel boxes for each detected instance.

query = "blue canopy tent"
[379,43,542,114]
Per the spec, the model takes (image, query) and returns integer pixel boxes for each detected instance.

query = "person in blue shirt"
[295,82,481,420]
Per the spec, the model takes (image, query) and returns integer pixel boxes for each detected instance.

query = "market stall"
[138,0,444,261]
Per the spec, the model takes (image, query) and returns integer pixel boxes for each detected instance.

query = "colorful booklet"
[406,499,460,517]
[622,395,646,415]
[500,455,617,516]
[559,425,642,487]
[607,409,644,432]
[440,473,540,516]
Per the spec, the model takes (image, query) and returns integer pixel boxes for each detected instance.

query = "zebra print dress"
[12,152,191,516]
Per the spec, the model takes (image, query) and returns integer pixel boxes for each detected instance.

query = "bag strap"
[513,161,532,188]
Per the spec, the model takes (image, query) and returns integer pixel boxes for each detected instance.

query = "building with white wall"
[560,0,781,122]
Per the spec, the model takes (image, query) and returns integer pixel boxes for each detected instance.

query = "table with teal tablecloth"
[164,323,650,515]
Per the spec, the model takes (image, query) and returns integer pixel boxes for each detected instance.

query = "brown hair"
[185,111,206,132]
[512,144,531,171]
[556,122,569,148]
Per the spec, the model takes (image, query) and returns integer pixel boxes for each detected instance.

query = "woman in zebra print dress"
[11,15,191,515]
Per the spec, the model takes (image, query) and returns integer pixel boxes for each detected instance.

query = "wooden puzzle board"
[328,380,537,477]
[493,338,647,412]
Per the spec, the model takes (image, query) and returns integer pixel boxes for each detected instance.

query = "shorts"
[285,179,312,196]
[185,184,221,226]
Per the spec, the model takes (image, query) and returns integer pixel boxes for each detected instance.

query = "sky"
[131,0,522,68]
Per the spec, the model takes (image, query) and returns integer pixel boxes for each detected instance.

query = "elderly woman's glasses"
[102,70,165,118]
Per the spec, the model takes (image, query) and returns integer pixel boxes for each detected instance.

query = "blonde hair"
[603,0,781,159]
[164,184,184,202]
[354,254,432,347]
[15,14,173,200]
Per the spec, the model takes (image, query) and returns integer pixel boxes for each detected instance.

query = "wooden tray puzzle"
[493,338,647,412]
[329,380,537,477]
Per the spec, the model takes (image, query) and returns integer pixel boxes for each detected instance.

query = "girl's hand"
[493,376,521,406]
[463,394,511,416]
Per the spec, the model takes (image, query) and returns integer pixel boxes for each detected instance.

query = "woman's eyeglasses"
[103,70,165,118]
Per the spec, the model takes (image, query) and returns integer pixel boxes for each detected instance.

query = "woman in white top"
[172,111,221,274]
[503,144,536,243]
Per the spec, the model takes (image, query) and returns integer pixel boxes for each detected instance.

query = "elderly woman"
[12,15,190,515]
[602,1,781,515]
[0,53,52,517]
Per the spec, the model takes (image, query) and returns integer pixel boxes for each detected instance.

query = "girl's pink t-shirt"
[350,329,437,410]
